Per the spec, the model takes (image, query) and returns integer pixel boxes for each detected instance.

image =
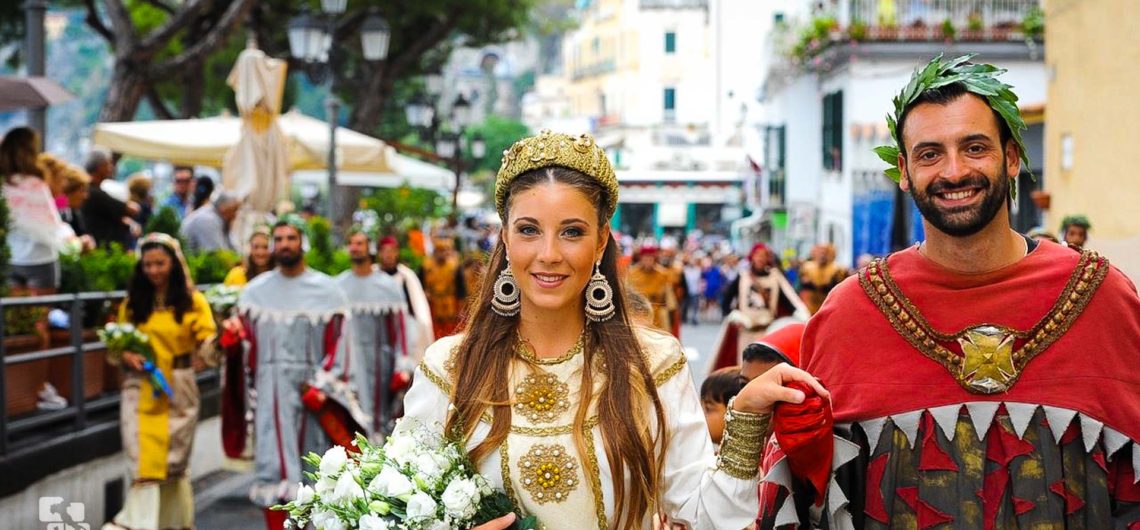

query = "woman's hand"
[731,363,829,415]
[121,351,146,371]
[471,513,516,530]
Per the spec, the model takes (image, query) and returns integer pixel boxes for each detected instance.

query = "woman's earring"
[492,259,521,317]
[584,261,615,322]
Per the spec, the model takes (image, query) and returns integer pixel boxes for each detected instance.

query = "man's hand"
[125,200,141,217]
[122,351,146,371]
[732,363,829,415]
[471,513,515,530]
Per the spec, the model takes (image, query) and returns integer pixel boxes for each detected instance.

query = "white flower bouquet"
[99,322,173,397]
[204,284,243,317]
[274,419,537,530]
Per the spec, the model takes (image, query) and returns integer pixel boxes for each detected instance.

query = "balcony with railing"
[781,0,1044,67]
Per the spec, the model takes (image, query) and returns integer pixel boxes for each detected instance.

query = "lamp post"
[288,5,390,222]
[405,86,486,222]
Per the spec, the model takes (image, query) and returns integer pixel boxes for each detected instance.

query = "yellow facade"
[562,0,637,123]
[1045,0,1140,280]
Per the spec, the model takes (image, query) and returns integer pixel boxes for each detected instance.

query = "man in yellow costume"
[626,244,677,334]
[420,233,467,338]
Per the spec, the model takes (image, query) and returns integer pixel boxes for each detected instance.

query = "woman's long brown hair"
[445,167,668,530]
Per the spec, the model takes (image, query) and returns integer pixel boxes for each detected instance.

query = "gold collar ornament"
[859,250,1109,394]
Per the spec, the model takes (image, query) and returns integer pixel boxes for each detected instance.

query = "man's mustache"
[926,175,990,195]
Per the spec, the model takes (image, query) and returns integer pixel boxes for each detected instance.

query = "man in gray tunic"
[235,216,354,529]
[335,229,410,439]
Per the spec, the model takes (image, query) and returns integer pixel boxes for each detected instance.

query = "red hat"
[637,244,659,257]
[757,322,806,366]
[749,242,772,260]
[379,236,398,248]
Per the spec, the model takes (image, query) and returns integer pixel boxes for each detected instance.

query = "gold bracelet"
[716,397,771,479]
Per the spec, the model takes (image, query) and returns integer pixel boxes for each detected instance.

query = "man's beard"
[351,255,370,266]
[275,250,302,267]
[908,159,1010,238]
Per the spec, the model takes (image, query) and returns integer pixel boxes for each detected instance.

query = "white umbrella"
[221,44,290,212]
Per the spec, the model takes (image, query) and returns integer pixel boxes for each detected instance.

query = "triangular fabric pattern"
[1102,427,1130,460]
[1004,402,1039,440]
[890,410,924,449]
[965,402,1001,441]
[773,490,800,528]
[1043,406,1079,444]
[928,404,962,441]
[1133,443,1140,485]
[860,417,890,453]
[762,456,793,489]
[833,436,862,471]
[1078,414,1104,453]
[826,476,853,529]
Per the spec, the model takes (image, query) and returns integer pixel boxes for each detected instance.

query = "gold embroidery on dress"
[514,371,571,424]
[518,444,579,504]
[859,249,1109,394]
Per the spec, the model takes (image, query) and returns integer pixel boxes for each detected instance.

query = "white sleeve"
[402,365,451,428]
[661,363,760,530]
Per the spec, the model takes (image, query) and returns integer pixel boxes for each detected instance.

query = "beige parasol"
[221,43,290,213]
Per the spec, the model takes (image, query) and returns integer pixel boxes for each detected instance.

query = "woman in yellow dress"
[223,228,274,287]
[106,233,217,530]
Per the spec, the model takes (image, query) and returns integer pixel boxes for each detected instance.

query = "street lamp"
[406,82,487,221]
[288,6,390,223]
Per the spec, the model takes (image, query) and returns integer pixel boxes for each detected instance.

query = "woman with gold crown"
[105,233,218,530]
[403,130,825,530]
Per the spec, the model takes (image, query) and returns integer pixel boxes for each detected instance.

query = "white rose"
[315,476,337,497]
[295,483,316,505]
[328,471,364,505]
[358,514,391,530]
[311,509,346,530]
[441,477,479,519]
[414,453,442,478]
[425,520,451,530]
[405,491,438,521]
[368,466,414,498]
[385,433,418,466]
[122,323,135,333]
[320,446,348,477]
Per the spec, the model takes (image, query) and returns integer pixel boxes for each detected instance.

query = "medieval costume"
[709,246,808,373]
[108,236,217,530]
[406,328,764,530]
[797,244,848,315]
[421,246,466,338]
[232,268,363,522]
[378,259,434,363]
[334,269,412,439]
[627,249,678,334]
[759,241,1140,529]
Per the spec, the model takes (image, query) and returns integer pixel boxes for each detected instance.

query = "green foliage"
[66,244,138,292]
[1021,6,1045,39]
[360,185,449,235]
[875,54,1031,197]
[940,19,956,39]
[145,206,183,239]
[847,21,868,41]
[303,216,352,275]
[967,12,985,32]
[787,16,838,64]
[466,116,531,174]
[186,250,240,284]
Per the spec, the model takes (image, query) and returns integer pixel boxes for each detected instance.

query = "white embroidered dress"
[404,327,760,530]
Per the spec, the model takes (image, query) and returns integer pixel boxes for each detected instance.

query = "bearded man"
[759,55,1140,529]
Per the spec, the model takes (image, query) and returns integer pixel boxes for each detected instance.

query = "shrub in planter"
[145,205,183,240]
[187,249,240,284]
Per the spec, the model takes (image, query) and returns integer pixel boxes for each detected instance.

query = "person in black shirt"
[81,150,138,249]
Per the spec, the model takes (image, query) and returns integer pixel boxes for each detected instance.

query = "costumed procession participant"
[740,321,805,382]
[421,232,467,338]
[224,227,275,287]
[376,235,434,362]
[709,242,807,373]
[227,216,365,530]
[797,243,848,315]
[335,228,413,439]
[758,55,1140,529]
[626,243,678,334]
[105,234,217,530]
[659,242,686,339]
[1060,214,1091,249]
[403,129,827,530]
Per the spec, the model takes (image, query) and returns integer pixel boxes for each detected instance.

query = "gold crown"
[495,129,619,219]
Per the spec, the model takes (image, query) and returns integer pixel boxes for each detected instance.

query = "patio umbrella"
[221,44,290,212]
[0,75,74,112]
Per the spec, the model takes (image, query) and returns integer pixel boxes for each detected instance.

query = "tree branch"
[387,14,461,81]
[141,0,175,15]
[100,0,137,52]
[136,0,210,55]
[145,86,176,119]
[150,0,256,79]
[82,0,114,45]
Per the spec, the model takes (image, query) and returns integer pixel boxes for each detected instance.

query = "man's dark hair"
[896,82,1014,160]
[743,342,793,367]
[173,165,194,175]
[699,367,747,405]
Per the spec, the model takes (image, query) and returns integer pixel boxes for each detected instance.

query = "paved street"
[192,321,725,528]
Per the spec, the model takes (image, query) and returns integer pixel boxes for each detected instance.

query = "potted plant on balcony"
[1021,6,1045,41]
[962,11,984,40]
[848,20,869,42]
[940,18,956,41]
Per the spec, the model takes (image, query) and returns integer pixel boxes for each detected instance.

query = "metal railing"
[839,0,1040,32]
[0,289,219,456]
